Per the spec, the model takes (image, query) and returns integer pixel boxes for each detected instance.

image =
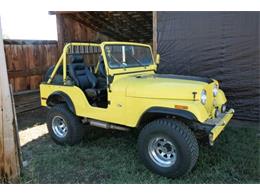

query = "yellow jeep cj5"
[40,42,234,178]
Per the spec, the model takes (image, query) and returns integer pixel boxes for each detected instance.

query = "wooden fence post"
[0,16,20,183]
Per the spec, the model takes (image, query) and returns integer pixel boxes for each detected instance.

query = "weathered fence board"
[13,90,41,114]
[4,39,58,92]
[2,40,58,113]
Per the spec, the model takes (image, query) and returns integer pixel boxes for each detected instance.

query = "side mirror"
[155,54,160,64]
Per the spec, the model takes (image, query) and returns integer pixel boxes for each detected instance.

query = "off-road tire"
[47,104,85,145]
[137,118,199,178]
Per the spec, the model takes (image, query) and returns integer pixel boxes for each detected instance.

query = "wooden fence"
[3,40,58,113]
[4,39,58,92]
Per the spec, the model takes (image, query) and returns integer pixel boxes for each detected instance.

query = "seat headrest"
[69,54,84,64]
[72,64,86,71]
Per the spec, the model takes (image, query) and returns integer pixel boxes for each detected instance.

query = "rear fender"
[46,91,75,113]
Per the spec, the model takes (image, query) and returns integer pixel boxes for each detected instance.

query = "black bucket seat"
[68,54,99,99]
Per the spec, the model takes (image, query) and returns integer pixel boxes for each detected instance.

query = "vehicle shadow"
[17,107,48,131]
[20,126,138,184]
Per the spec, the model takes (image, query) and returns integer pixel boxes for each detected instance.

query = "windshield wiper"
[109,54,127,68]
[131,56,144,66]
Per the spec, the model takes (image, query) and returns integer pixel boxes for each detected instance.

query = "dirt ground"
[17,108,259,184]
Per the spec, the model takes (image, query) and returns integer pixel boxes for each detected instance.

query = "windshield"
[104,45,153,69]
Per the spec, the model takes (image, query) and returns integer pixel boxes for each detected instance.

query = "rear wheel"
[137,118,199,178]
[47,104,85,145]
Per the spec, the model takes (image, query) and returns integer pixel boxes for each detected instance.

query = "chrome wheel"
[52,116,68,138]
[148,137,177,167]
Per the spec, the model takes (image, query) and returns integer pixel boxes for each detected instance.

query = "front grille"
[204,83,215,117]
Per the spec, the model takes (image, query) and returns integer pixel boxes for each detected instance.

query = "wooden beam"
[9,85,22,166]
[118,12,152,41]
[125,12,152,31]
[8,67,47,78]
[152,11,158,57]
[4,39,57,45]
[68,13,126,41]
[14,89,39,96]
[81,12,131,40]
[87,12,152,42]
[49,11,79,15]
[13,90,41,114]
[0,17,20,183]
[56,14,65,54]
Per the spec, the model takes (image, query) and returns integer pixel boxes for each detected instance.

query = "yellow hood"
[124,74,214,100]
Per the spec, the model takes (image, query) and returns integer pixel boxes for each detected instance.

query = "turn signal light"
[175,105,188,110]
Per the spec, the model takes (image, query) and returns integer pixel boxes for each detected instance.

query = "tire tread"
[138,118,199,177]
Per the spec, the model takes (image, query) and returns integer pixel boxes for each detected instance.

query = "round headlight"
[213,84,218,97]
[201,89,207,105]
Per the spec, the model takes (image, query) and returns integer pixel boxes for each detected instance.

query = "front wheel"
[137,118,199,178]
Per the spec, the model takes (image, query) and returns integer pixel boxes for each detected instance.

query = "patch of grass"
[20,125,259,184]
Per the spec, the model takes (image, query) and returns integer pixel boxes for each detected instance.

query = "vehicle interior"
[44,45,109,108]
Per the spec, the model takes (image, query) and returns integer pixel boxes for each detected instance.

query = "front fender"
[133,99,211,128]
[145,107,198,121]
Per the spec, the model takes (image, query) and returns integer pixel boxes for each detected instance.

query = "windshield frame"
[102,42,155,70]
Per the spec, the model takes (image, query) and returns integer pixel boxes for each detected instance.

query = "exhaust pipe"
[83,118,130,131]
